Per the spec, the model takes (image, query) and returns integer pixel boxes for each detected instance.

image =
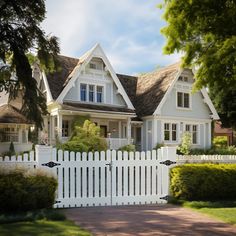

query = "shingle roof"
[46,55,80,99]
[45,53,181,118]
[135,62,181,116]
[0,104,32,124]
[62,102,135,114]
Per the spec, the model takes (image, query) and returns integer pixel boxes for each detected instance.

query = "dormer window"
[89,61,103,70]
[89,63,96,69]
[178,76,188,82]
[80,84,87,101]
[89,85,95,102]
[97,86,103,103]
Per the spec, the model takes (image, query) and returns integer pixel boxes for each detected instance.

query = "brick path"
[64,204,236,236]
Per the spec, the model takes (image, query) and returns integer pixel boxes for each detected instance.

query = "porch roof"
[0,104,32,125]
[61,102,136,115]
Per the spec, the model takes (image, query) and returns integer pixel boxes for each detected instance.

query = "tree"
[0,0,60,129]
[160,0,236,127]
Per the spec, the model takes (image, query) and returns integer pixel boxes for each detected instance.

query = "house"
[0,91,33,154]
[36,44,219,150]
[214,121,234,146]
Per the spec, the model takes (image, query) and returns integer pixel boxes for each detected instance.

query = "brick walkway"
[64,204,236,236]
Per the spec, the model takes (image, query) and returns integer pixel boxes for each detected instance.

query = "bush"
[189,146,236,155]
[0,169,57,212]
[178,132,192,154]
[118,144,135,152]
[170,164,236,201]
[60,120,107,152]
[213,136,228,148]
[154,143,164,150]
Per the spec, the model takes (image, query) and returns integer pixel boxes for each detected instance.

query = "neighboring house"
[36,44,219,150]
[214,121,234,146]
[0,100,32,154]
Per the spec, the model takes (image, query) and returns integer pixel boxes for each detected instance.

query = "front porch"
[44,110,136,150]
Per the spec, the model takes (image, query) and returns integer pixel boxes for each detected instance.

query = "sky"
[42,0,181,75]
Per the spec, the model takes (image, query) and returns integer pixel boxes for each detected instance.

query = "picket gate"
[36,146,176,208]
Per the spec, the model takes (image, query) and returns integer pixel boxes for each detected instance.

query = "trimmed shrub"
[170,164,236,201]
[0,169,57,212]
[118,144,135,152]
[213,136,228,148]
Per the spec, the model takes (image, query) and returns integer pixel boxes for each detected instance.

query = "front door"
[100,125,107,137]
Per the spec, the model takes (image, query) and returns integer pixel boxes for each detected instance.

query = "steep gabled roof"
[118,62,181,117]
[46,55,79,100]
[0,104,32,124]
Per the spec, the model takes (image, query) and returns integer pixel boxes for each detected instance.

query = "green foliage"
[213,136,228,148]
[118,144,135,152]
[0,0,60,129]
[189,145,236,155]
[178,132,192,154]
[9,141,15,155]
[61,120,107,152]
[170,164,236,201]
[160,0,236,128]
[0,169,57,212]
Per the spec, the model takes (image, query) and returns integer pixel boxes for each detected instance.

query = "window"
[62,120,69,137]
[89,85,94,102]
[177,92,190,108]
[0,127,19,142]
[185,124,198,144]
[80,84,87,101]
[97,86,103,103]
[89,63,96,69]
[164,123,178,141]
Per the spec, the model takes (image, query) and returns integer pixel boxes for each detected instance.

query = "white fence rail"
[177,155,236,164]
[0,145,176,208]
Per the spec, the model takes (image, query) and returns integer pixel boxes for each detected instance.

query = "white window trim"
[162,121,180,144]
[79,82,106,104]
[183,123,200,145]
[176,90,192,110]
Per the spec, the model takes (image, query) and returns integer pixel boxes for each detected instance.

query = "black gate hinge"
[42,161,61,168]
[160,195,169,201]
[160,160,176,166]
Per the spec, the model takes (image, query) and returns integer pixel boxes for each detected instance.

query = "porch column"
[51,115,55,140]
[127,117,131,144]
[118,121,122,138]
[57,113,62,141]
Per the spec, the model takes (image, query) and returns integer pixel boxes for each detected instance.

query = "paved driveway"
[64,204,236,236]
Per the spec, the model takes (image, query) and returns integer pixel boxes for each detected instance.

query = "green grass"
[0,209,91,236]
[0,220,91,236]
[181,201,236,225]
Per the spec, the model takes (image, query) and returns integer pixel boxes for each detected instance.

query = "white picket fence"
[1,147,236,209]
[177,155,236,164]
[0,145,176,208]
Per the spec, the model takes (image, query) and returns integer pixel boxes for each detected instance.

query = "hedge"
[170,164,236,201]
[0,169,57,212]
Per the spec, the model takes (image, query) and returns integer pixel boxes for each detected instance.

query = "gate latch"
[105,162,112,171]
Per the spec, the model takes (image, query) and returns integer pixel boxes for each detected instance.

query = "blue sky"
[42,0,181,75]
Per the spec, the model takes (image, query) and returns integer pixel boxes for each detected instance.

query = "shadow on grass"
[0,220,91,236]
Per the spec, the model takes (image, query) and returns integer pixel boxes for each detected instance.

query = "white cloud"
[42,0,180,74]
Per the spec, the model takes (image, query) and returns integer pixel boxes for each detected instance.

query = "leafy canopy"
[0,0,60,128]
[160,0,236,127]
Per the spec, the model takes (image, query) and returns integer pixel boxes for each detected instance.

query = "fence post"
[35,145,53,170]
[160,146,177,202]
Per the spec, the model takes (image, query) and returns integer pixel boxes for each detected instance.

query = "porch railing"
[106,138,129,150]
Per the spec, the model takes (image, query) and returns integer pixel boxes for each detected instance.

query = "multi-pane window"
[80,84,87,101]
[164,123,178,141]
[177,92,190,108]
[62,120,69,137]
[185,124,198,144]
[0,127,19,142]
[97,86,103,103]
[89,85,94,102]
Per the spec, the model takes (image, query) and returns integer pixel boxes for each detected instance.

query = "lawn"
[0,209,91,236]
[182,201,236,225]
